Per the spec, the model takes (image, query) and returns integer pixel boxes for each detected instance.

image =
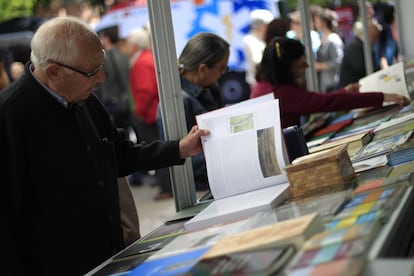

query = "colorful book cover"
[312,119,354,138]
[334,199,388,220]
[354,172,413,194]
[289,256,366,276]
[127,246,211,276]
[326,210,382,231]
[186,244,296,276]
[302,222,379,251]
[386,139,414,166]
[351,130,414,162]
[291,238,368,269]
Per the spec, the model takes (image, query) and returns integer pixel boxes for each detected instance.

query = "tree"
[0,0,36,22]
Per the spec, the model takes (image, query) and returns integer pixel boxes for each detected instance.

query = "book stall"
[87,63,414,276]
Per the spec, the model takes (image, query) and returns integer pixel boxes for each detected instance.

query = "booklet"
[359,61,411,104]
[196,94,289,200]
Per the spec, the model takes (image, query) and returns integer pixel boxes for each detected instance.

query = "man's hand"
[179,125,210,159]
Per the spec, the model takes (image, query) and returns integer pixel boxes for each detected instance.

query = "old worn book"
[351,130,414,162]
[201,213,325,259]
[309,131,373,157]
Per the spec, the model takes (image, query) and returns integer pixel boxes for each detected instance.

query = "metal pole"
[359,0,374,74]
[298,0,318,91]
[147,0,197,211]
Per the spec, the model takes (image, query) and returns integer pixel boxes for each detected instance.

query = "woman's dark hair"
[265,18,290,45]
[255,37,305,85]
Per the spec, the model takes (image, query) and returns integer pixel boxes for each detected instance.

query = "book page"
[196,97,288,199]
[359,61,410,103]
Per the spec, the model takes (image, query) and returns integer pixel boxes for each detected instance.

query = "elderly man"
[0,16,208,275]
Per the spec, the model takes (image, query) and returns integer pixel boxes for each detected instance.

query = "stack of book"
[327,172,412,231]
[287,172,413,275]
[285,144,356,201]
[351,130,414,162]
[287,221,380,276]
[308,131,373,157]
[127,213,325,276]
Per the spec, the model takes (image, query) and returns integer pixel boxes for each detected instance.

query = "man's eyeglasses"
[48,60,104,79]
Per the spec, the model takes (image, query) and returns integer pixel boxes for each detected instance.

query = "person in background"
[0,16,208,276]
[339,20,381,87]
[157,32,229,196]
[242,9,274,89]
[121,27,161,186]
[10,61,25,81]
[374,2,400,69]
[286,9,321,57]
[96,25,133,132]
[122,27,159,144]
[250,37,408,129]
[314,8,344,92]
[264,17,291,45]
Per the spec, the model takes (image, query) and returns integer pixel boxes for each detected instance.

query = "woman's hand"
[344,83,360,93]
[383,93,409,107]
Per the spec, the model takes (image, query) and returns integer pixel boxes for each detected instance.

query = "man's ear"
[45,63,61,80]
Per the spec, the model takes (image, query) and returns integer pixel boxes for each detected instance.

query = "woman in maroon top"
[250,37,408,128]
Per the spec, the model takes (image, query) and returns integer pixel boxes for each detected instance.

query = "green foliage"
[0,0,36,22]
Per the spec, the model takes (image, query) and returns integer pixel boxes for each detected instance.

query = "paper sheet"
[196,95,289,199]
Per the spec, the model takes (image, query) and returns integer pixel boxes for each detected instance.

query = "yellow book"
[201,213,324,259]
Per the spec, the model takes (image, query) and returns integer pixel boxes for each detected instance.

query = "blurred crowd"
[0,1,403,199]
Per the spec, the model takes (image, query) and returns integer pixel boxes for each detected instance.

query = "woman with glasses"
[157,32,229,196]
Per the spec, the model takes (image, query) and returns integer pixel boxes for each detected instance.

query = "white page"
[359,61,410,103]
[196,98,288,199]
[183,183,289,232]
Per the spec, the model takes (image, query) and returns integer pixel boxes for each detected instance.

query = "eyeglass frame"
[47,50,106,79]
[48,60,104,79]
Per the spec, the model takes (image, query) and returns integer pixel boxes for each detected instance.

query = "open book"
[183,95,289,232]
[195,94,289,199]
[359,61,411,103]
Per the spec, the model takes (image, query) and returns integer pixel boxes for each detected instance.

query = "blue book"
[127,246,211,276]
[386,140,414,165]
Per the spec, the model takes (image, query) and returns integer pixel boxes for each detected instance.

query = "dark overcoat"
[0,62,183,275]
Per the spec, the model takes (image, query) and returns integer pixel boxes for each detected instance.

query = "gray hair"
[353,21,364,39]
[178,32,229,72]
[250,9,274,29]
[30,16,100,70]
[127,28,151,50]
